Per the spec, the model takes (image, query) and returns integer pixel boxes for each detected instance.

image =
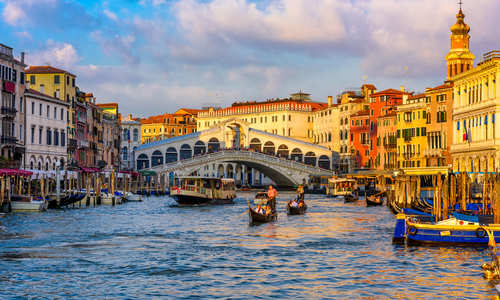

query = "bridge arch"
[226,164,234,178]
[291,148,303,162]
[304,152,317,166]
[249,138,262,152]
[208,138,220,153]
[137,153,149,170]
[165,147,178,163]
[194,141,206,155]
[318,155,330,169]
[277,144,289,158]
[263,141,275,155]
[151,150,163,167]
[180,144,192,160]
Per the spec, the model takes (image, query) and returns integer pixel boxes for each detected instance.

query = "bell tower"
[445,1,475,80]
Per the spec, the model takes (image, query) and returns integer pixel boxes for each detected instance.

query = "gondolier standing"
[267,185,277,213]
[297,185,305,203]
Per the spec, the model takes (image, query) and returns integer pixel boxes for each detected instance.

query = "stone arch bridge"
[135,119,336,187]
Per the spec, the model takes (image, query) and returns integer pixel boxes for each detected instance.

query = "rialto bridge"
[135,119,336,187]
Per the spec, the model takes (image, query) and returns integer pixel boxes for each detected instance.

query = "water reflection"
[0,193,496,298]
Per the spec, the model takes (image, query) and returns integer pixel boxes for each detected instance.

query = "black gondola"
[249,203,277,223]
[366,195,383,206]
[344,194,359,203]
[287,202,307,215]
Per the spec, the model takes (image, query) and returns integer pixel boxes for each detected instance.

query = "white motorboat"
[11,197,48,212]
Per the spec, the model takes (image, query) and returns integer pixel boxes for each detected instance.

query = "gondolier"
[267,185,277,213]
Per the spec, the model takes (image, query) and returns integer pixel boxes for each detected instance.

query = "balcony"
[1,106,17,117]
[68,138,77,150]
[1,135,17,144]
[423,148,443,157]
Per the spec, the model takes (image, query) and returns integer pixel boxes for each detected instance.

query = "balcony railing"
[1,106,17,116]
[68,138,77,149]
[1,135,17,144]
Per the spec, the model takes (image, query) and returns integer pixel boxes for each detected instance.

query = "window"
[47,129,52,145]
[47,105,50,118]
[40,84,44,93]
[54,75,60,84]
[54,107,57,119]
[30,75,35,84]
[31,127,35,144]
[19,125,22,140]
[39,127,43,144]
[31,101,34,114]
[66,76,69,85]
[39,103,42,116]
[61,108,64,121]
[72,78,75,87]
[54,130,59,146]
[21,72,24,84]
[19,97,22,113]
[61,131,66,147]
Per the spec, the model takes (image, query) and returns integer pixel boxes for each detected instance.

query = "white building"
[120,114,141,170]
[24,89,69,170]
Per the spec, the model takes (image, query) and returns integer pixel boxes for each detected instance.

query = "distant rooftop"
[25,65,76,77]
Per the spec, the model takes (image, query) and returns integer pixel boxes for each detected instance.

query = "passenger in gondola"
[254,204,264,215]
[267,185,277,213]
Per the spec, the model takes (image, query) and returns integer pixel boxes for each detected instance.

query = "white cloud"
[103,9,118,22]
[26,42,80,69]
[1,0,57,25]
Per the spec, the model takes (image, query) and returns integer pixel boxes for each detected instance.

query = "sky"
[0,0,499,117]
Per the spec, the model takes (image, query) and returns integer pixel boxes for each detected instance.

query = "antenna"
[459,0,463,10]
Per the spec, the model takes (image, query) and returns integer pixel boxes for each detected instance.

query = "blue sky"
[1,0,498,117]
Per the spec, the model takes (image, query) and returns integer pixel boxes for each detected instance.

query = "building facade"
[350,110,370,168]
[196,92,327,144]
[397,94,428,169]
[120,114,141,170]
[0,43,26,168]
[97,103,121,170]
[312,96,339,153]
[377,110,397,170]
[24,89,68,170]
[140,109,200,144]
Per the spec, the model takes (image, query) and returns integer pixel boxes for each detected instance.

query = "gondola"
[366,195,383,206]
[287,201,307,215]
[344,194,358,203]
[248,203,277,223]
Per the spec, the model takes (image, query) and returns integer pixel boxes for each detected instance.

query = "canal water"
[0,192,496,299]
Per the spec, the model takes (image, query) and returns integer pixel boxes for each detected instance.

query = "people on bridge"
[267,185,277,213]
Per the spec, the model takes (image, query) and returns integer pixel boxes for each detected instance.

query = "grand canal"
[0,192,496,299]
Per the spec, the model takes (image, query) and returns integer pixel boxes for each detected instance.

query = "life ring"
[476,227,487,238]
[407,226,418,235]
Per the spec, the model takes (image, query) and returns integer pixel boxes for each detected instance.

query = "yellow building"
[140,108,202,144]
[312,96,339,151]
[396,93,428,169]
[196,92,327,143]
[451,52,500,172]
[25,66,77,141]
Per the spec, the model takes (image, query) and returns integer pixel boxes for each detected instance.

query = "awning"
[139,170,157,176]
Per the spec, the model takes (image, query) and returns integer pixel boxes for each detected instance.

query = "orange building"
[376,109,398,170]
[140,109,201,144]
[368,88,407,168]
[350,110,370,169]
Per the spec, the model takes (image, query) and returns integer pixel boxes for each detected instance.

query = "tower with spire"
[445,1,475,81]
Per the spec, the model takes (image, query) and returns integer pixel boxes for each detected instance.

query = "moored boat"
[170,177,236,205]
[344,194,359,203]
[366,195,383,206]
[11,195,48,212]
[327,178,357,198]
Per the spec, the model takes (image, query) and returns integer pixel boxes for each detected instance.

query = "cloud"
[26,41,80,69]
[1,0,97,31]
[91,31,140,65]
[103,9,118,22]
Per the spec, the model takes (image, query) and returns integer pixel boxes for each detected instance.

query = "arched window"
[180,144,192,160]
[304,152,317,166]
[137,154,149,170]
[291,148,303,162]
[194,141,206,155]
[122,146,128,161]
[263,141,275,155]
[277,144,289,158]
[318,155,331,169]
[208,138,220,153]
[249,138,262,152]
[165,147,178,163]
[151,150,163,167]
[133,128,139,142]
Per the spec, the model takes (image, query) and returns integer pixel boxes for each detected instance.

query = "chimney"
[400,85,405,92]
[21,52,25,64]
[328,96,333,107]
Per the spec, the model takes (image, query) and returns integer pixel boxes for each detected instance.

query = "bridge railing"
[149,149,334,174]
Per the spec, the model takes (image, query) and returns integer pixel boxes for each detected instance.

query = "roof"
[362,84,377,90]
[351,110,370,118]
[215,99,328,113]
[370,88,410,97]
[175,108,206,115]
[25,88,69,106]
[97,103,118,108]
[425,83,453,92]
[25,65,76,77]
[408,93,426,100]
